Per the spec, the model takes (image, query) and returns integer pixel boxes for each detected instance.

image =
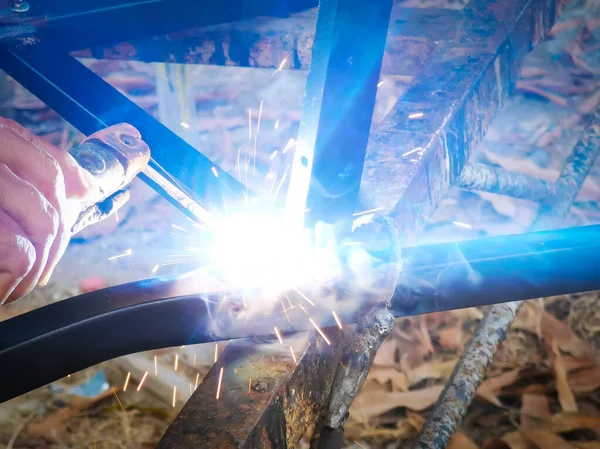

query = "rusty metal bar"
[412,302,522,449]
[413,102,600,449]
[457,163,554,202]
[361,0,562,246]
[532,107,600,230]
[69,7,440,76]
[157,329,346,448]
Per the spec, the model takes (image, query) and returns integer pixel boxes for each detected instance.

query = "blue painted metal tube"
[1,224,599,402]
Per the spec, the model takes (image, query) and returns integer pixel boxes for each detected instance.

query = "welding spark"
[453,221,473,229]
[282,301,291,323]
[151,264,160,275]
[195,373,200,391]
[171,223,188,232]
[408,112,425,119]
[193,353,197,366]
[269,57,289,79]
[248,109,252,139]
[274,120,280,129]
[265,172,276,179]
[298,304,310,315]
[282,138,296,153]
[111,387,127,416]
[342,241,362,246]
[154,356,158,376]
[248,377,252,394]
[123,372,131,391]
[270,150,278,160]
[274,327,283,344]
[377,80,384,87]
[353,207,384,217]
[180,121,190,129]
[332,311,343,329]
[211,167,219,177]
[189,383,193,397]
[216,367,224,400]
[289,346,297,364]
[107,248,132,261]
[115,210,119,223]
[354,441,367,449]
[214,343,219,363]
[257,101,264,135]
[402,147,423,157]
[172,386,177,408]
[136,371,148,391]
[309,318,331,345]
[174,354,179,371]
[293,288,315,306]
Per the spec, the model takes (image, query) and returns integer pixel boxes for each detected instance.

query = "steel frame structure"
[2,0,599,448]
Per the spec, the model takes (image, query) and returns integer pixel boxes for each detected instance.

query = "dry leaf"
[448,431,479,449]
[520,67,551,78]
[543,312,591,357]
[520,394,551,428]
[478,369,522,406]
[551,413,600,436]
[26,389,115,440]
[520,428,576,449]
[406,359,458,387]
[374,319,433,370]
[369,367,409,392]
[552,341,578,413]
[570,443,600,449]
[568,366,600,393]
[579,90,600,114]
[549,18,584,36]
[497,431,536,449]
[438,326,463,351]
[419,317,434,356]
[516,81,569,106]
[483,437,512,449]
[563,355,598,372]
[351,385,444,421]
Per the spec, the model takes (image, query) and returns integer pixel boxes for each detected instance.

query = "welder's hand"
[0,118,101,305]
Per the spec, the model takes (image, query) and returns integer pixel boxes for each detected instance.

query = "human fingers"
[0,118,69,286]
[0,208,36,305]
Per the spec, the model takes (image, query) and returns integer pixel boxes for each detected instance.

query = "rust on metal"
[323,304,395,429]
[532,104,600,230]
[360,0,562,246]
[412,301,522,449]
[456,162,554,202]
[158,329,346,448]
[414,82,596,449]
[70,7,439,76]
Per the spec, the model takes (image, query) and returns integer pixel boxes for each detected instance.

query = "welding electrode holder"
[69,123,150,234]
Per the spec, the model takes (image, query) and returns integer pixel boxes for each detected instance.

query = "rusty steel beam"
[69,7,437,76]
[361,0,566,246]
[157,329,346,448]
[412,96,598,449]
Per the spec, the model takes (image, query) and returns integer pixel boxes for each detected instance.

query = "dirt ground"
[1,0,600,448]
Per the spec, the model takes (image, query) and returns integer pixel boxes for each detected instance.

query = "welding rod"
[1,224,599,402]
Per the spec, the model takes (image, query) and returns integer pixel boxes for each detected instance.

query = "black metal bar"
[0,36,247,215]
[2,224,600,402]
[286,0,393,226]
[1,0,318,50]
[457,163,554,202]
